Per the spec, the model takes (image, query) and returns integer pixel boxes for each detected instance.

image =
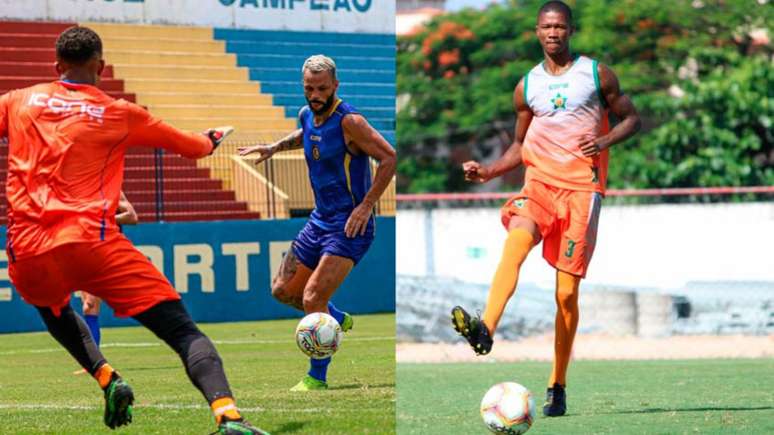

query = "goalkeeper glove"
[206,126,235,154]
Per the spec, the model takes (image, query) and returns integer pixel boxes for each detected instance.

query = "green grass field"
[397,359,774,435]
[0,313,395,434]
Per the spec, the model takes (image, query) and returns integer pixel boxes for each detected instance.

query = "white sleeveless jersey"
[522,55,610,193]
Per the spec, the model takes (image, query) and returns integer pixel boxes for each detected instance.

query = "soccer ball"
[480,382,536,434]
[295,312,343,359]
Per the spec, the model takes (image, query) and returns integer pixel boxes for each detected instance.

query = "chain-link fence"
[0,137,396,224]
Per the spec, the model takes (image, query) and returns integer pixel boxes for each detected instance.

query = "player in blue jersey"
[239,54,396,391]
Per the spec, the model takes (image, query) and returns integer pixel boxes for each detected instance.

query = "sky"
[445,0,506,11]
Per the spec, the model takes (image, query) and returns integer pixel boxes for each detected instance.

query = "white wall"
[397,202,774,289]
[0,0,395,33]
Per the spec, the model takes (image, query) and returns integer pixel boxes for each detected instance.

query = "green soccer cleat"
[543,382,567,417]
[340,312,354,333]
[451,305,493,355]
[211,419,271,435]
[103,373,134,429]
[290,375,329,392]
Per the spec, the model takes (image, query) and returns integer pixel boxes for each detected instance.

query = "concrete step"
[0,77,125,91]
[225,41,395,58]
[261,81,394,96]
[165,117,296,131]
[147,105,285,119]
[235,53,395,71]
[113,64,246,81]
[132,200,248,213]
[0,21,74,34]
[136,92,272,106]
[213,28,394,45]
[122,78,259,94]
[0,62,114,78]
[83,22,213,40]
[102,37,225,53]
[121,177,222,191]
[249,67,393,83]
[124,189,236,203]
[103,50,236,67]
[138,210,262,222]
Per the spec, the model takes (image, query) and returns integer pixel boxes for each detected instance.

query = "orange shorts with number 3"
[500,180,602,278]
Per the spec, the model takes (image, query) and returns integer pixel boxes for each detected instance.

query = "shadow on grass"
[329,382,395,391]
[272,421,309,434]
[123,365,180,372]
[606,406,774,415]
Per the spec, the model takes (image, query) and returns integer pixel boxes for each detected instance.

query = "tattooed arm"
[237,128,303,164]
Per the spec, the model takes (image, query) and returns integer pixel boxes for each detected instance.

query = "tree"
[397,0,773,193]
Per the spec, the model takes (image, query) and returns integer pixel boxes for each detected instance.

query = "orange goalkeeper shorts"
[500,179,602,277]
[8,233,180,317]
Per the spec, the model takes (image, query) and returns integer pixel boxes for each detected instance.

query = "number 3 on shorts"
[564,240,576,258]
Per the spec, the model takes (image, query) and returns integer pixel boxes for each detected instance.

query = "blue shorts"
[292,220,374,269]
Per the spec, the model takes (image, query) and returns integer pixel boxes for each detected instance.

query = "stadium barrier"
[396,188,774,339]
[0,217,396,333]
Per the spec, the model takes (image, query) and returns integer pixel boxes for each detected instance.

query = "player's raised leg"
[452,214,539,355]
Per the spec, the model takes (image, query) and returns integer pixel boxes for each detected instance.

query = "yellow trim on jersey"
[343,152,357,206]
[316,98,343,126]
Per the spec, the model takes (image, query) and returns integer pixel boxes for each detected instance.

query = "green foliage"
[612,55,773,188]
[397,0,774,193]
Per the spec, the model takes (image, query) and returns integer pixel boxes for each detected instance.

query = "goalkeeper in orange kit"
[0,26,267,434]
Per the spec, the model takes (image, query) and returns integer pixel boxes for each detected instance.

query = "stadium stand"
[0,20,396,221]
[0,20,262,223]
[212,28,397,217]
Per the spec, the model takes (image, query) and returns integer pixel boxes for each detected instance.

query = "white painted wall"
[397,202,774,289]
[0,0,395,33]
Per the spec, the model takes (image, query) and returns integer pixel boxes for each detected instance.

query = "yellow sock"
[482,228,535,334]
[549,270,581,387]
[94,363,116,389]
[211,397,242,424]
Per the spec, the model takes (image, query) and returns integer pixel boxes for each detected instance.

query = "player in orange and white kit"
[0,26,267,434]
[450,1,641,417]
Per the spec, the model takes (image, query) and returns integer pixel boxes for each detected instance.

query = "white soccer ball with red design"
[295,312,343,359]
[480,382,536,434]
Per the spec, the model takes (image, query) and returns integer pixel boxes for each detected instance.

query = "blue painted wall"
[0,217,395,333]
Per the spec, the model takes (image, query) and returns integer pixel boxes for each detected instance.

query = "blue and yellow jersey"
[299,99,373,232]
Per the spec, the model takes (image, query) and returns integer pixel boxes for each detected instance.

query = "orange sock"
[211,397,242,424]
[94,363,116,389]
[549,270,581,387]
[482,228,534,335]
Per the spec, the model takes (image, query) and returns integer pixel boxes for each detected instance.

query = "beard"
[307,94,336,115]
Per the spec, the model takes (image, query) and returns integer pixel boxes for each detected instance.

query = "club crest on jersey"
[551,92,567,110]
[312,145,321,160]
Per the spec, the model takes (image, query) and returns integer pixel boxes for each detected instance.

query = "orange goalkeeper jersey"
[0,81,213,259]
